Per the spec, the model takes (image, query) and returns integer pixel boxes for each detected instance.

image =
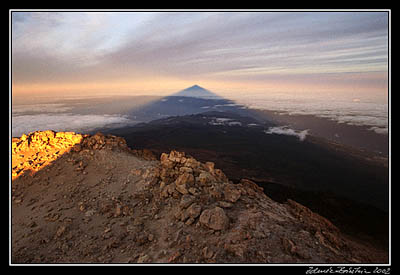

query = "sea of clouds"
[12,110,133,137]
[11,91,389,138]
[228,92,389,135]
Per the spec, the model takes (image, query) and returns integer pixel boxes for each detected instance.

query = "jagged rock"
[199,207,229,231]
[186,203,202,219]
[55,226,67,239]
[218,201,233,208]
[168,150,186,163]
[207,184,224,200]
[223,184,241,203]
[179,166,193,174]
[11,131,87,180]
[175,173,194,194]
[179,194,196,209]
[204,162,215,173]
[224,242,245,258]
[175,172,195,186]
[197,171,215,186]
[214,169,229,183]
[184,157,200,169]
[137,254,150,263]
[281,237,297,255]
[175,184,188,195]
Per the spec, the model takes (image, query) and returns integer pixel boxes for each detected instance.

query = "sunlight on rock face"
[11,130,86,180]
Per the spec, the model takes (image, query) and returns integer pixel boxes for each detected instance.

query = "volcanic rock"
[199,207,230,231]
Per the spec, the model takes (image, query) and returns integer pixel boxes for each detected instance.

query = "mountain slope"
[102,112,389,248]
[11,131,387,263]
[105,112,388,210]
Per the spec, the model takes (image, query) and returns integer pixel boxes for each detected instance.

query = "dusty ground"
[11,131,388,264]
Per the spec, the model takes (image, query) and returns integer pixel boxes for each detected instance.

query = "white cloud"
[369,126,388,134]
[264,126,309,141]
[232,92,388,135]
[12,113,134,137]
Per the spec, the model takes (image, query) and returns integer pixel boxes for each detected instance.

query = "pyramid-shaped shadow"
[108,84,277,125]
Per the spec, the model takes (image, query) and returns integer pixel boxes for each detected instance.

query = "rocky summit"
[11,131,387,263]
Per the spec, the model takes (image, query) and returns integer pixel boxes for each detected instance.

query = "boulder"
[199,207,229,231]
[223,185,241,203]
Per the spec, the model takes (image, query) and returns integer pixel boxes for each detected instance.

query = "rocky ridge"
[11,131,387,263]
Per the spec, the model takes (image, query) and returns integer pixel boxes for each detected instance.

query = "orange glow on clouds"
[12,71,387,100]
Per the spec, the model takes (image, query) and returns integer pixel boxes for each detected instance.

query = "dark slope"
[103,111,389,248]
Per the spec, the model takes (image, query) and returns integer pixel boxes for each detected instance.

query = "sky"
[11,10,389,98]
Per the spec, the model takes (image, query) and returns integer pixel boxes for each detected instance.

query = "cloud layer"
[12,113,133,137]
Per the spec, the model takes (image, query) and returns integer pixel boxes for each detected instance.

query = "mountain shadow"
[93,85,389,249]
[95,85,280,125]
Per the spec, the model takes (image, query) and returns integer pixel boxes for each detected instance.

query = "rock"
[186,203,202,219]
[161,158,175,169]
[202,246,214,259]
[20,134,28,141]
[12,130,87,180]
[218,201,233,208]
[205,162,215,173]
[175,183,188,195]
[179,194,196,209]
[168,150,186,163]
[73,144,82,152]
[240,179,264,194]
[55,226,66,239]
[176,173,194,186]
[199,207,229,231]
[167,251,181,263]
[208,185,223,200]
[114,205,122,217]
[188,187,199,196]
[137,254,150,263]
[160,152,169,163]
[281,237,296,255]
[184,157,200,169]
[223,185,241,203]
[286,199,339,234]
[197,171,215,186]
[224,243,245,258]
[85,210,96,217]
[185,217,195,225]
[175,173,194,194]
[179,166,193,174]
[214,169,229,183]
